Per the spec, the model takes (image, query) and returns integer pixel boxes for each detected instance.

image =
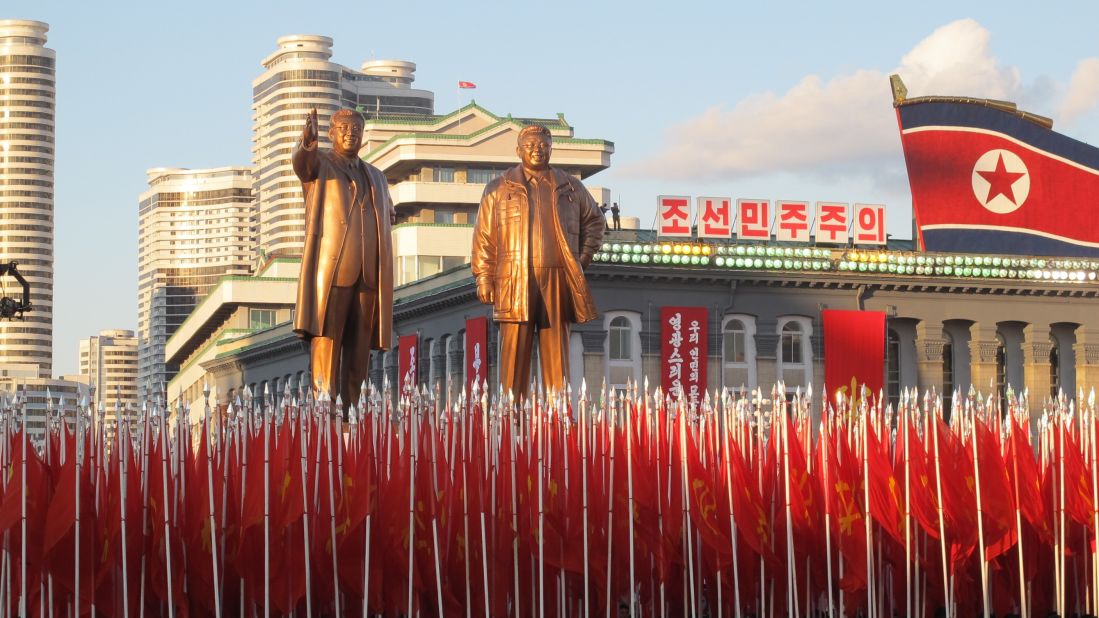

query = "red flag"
[823,310,886,403]
[458,81,477,89]
[865,420,905,545]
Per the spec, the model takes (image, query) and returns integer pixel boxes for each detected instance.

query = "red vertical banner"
[661,306,708,405]
[822,309,885,403]
[465,316,488,396]
[398,333,419,393]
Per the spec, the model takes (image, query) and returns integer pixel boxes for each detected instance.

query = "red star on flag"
[977,153,1026,205]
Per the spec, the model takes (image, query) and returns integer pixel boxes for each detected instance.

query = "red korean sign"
[776,200,811,242]
[853,203,887,245]
[696,197,731,238]
[814,202,850,244]
[737,199,771,239]
[660,306,708,405]
[398,333,419,393]
[658,195,692,237]
[465,316,488,397]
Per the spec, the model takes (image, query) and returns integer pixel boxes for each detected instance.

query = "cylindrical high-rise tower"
[251,35,433,260]
[0,20,54,378]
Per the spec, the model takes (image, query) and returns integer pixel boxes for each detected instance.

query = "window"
[777,316,813,391]
[1050,336,1060,399]
[432,167,455,183]
[605,312,641,392]
[781,322,803,364]
[721,315,757,391]
[886,329,901,411]
[249,308,276,330]
[609,317,631,361]
[723,320,746,364]
[468,168,504,184]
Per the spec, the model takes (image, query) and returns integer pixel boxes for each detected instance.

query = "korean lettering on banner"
[657,195,692,237]
[398,333,419,394]
[464,316,488,397]
[853,203,887,245]
[737,199,771,239]
[696,197,732,238]
[814,202,850,244]
[660,306,709,406]
[776,200,811,242]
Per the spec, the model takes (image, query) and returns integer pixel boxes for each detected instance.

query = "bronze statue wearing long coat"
[292,109,394,399]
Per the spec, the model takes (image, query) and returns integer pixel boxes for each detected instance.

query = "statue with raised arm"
[292,107,395,404]
[471,124,605,399]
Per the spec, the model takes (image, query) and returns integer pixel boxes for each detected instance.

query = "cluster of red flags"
[0,384,1097,616]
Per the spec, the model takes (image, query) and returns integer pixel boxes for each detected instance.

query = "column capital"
[1021,323,1053,364]
[914,321,946,362]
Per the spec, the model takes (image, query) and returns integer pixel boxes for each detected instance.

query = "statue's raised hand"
[302,108,318,148]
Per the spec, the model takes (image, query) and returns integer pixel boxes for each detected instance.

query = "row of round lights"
[593,243,1099,283]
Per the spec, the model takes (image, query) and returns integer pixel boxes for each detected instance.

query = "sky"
[16,0,1099,377]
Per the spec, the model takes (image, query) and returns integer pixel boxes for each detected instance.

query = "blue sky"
[19,0,1099,376]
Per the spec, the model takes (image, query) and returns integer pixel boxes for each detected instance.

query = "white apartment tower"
[252,35,434,259]
[137,167,253,392]
[0,20,54,378]
[79,329,138,428]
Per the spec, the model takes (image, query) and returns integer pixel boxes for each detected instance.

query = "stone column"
[430,343,446,396]
[968,323,1000,398]
[1021,324,1052,414]
[1074,327,1099,396]
[384,351,398,403]
[448,342,464,392]
[914,321,946,394]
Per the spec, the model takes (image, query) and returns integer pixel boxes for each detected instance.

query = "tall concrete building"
[0,20,54,378]
[251,34,433,259]
[137,167,253,392]
[79,329,138,429]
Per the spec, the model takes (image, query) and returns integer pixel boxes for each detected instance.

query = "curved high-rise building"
[0,20,54,378]
[251,34,433,259]
[137,167,253,392]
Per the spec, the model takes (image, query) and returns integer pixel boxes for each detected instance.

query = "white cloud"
[1059,58,1099,125]
[630,18,1085,183]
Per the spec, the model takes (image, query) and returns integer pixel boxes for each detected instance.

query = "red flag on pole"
[822,309,886,402]
[465,316,488,397]
[458,81,477,89]
[399,333,420,394]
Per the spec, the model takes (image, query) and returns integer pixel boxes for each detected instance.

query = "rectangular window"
[249,308,276,331]
[724,332,745,364]
[609,330,630,361]
[782,334,802,364]
[442,255,467,271]
[467,168,502,184]
[399,255,416,285]
[417,255,442,279]
[432,167,455,183]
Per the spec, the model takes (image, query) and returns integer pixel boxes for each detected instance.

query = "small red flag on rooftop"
[458,81,477,89]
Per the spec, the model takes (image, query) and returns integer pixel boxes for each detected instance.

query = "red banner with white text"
[465,316,488,397]
[822,309,885,402]
[661,306,708,404]
[398,333,419,393]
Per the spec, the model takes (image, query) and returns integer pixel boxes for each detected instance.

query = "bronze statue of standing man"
[293,108,395,403]
[471,125,605,399]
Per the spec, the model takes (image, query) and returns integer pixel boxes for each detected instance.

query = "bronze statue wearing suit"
[292,108,395,403]
[471,125,605,398]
